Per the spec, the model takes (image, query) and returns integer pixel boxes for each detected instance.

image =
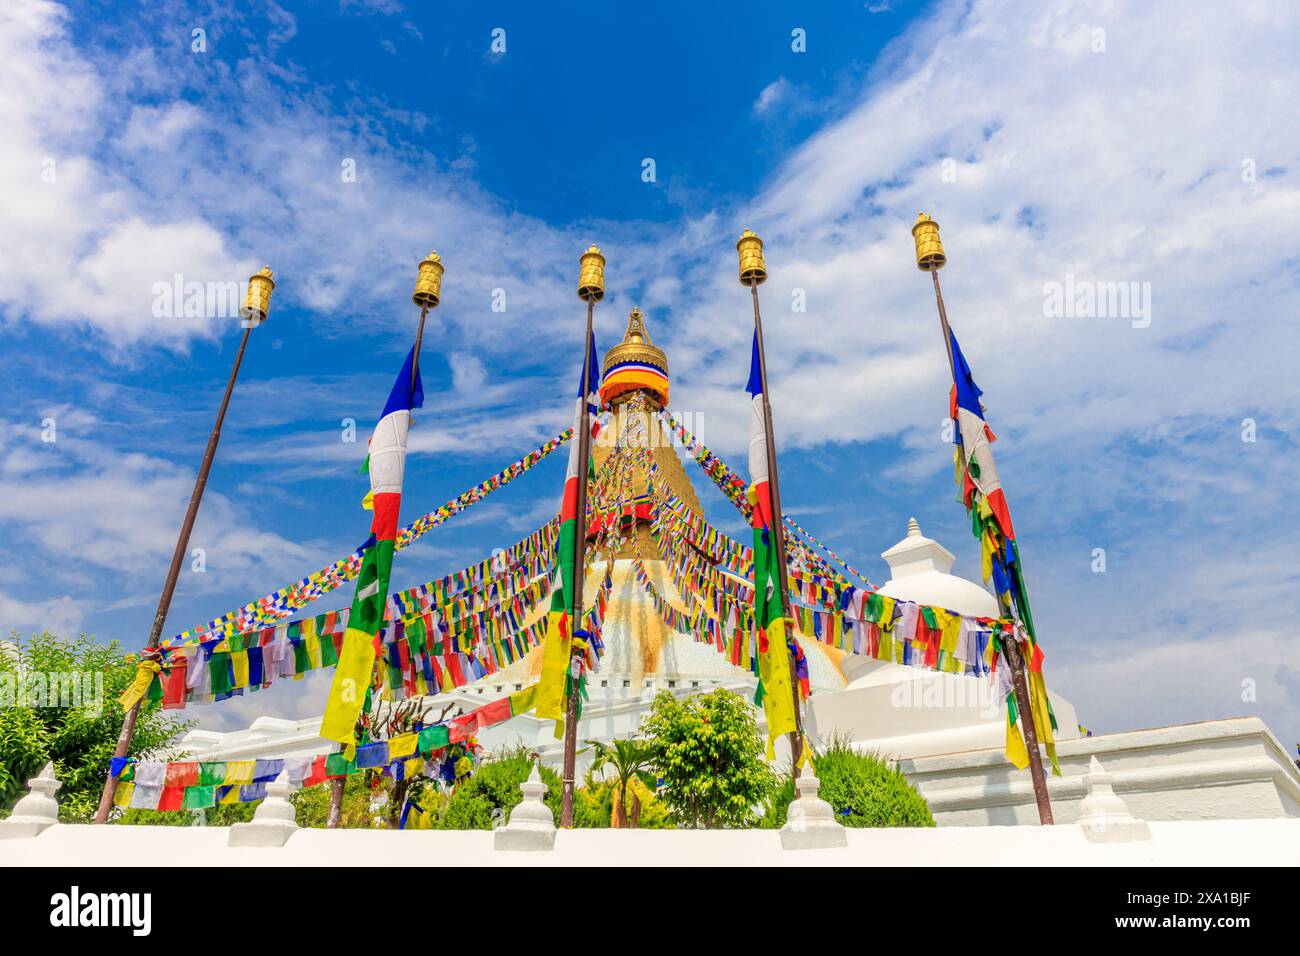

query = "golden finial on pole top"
[578,245,606,302]
[736,229,767,285]
[241,266,275,325]
[412,251,445,309]
[912,213,947,271]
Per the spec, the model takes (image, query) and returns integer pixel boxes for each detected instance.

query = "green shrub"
[436,748,561,829]
[762,739,935,828]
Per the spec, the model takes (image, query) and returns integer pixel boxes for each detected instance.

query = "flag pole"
[93,267,276,824]
[912,213,1054,825]
[326,250,444,829]
[737,230,805,779]
[560,245,605,827]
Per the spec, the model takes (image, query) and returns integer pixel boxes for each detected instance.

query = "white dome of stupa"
[876,517,998,618]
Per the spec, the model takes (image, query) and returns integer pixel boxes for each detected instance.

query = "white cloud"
[753,77,792,115]
[0,416,326,609]
[0,591,89,636]
[0,1,253,350]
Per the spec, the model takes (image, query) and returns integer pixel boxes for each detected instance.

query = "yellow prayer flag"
[321,627,377,745]
[114,782,135,807]
[1005,711,1029,770]
[757,617,798,757]
[534,611,571,724]
[1029,670,1061,776]
[118,660,161,711]
[223,760,255,785]
[509,683,540,715]
[388,733,418,759]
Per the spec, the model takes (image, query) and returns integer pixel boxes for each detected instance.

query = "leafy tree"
[761,738,935,828]
[435,747,561,829]
[585,737,653,828]
[640,689,774,829]
[0,631,191,822]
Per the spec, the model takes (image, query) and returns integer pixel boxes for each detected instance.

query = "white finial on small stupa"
[907,516,921,537]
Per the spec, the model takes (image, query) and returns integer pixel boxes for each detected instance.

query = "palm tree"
[585,738,652,828]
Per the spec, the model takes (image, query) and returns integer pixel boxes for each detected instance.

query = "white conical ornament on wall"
[1077,756,1150,843]
[780,765,847,850]
[494,763,556,851]
[0,762,61,839]
[228,771,299,847]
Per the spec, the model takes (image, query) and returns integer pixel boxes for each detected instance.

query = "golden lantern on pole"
[240,266,276,326]
[412,251,445,309]
[912,213,947,271]
[736,229,768,285]
[578,245,606,302]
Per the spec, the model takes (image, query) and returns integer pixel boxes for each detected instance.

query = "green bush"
[762,740,935,828]
[436,748,561,829]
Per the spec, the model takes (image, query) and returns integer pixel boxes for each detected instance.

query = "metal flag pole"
[736,230,805,779]
[326,250,444,829]
[912,213,1054,825]
[560,245,605,827]
[93,267,277,824]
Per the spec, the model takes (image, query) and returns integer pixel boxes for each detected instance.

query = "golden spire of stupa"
[601,306,670,409]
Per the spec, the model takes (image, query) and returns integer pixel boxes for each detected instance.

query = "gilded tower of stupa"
[454,306,846,693]
[592,307,702,559]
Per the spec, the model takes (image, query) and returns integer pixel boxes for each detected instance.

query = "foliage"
[292,773,386,829]
[0,631,192,822]
[573,775,673,829]
[434,747,561,829]
[117,801,256,827]
[585,737,653,827]
[761,738,935,829]
[640,689,774,829]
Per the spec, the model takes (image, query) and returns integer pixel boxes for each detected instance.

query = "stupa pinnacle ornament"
[601,306,669,408]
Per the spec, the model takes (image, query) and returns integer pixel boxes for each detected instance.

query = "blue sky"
[2,0,1298,746]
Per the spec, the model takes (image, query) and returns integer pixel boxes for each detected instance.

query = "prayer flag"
[322,346,424,745]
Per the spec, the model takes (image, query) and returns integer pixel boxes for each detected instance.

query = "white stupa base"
[897,718,1300,826]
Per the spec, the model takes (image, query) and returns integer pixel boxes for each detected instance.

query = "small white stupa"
[806,517,1080,760]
